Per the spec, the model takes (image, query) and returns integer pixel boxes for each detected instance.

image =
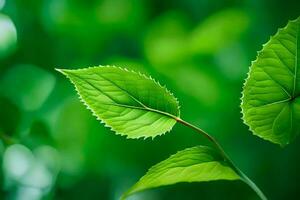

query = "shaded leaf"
[241,17,300,146]
[57,66,180,139]
[122,146,240,199]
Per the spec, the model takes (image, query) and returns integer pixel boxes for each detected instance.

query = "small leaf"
[241,17,300,146]
[57,66,180,139]
[122,146,240,199]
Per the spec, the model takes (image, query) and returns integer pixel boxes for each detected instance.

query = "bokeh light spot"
[0,14,17,59]
[0,0,5,10]
[3,144,34,179]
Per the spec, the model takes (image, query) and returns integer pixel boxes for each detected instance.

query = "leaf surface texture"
[123,146,240,198]
[242,17,300,146]
[58,66,180,139]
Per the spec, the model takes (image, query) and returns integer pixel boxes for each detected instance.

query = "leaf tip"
[55,68,68,76]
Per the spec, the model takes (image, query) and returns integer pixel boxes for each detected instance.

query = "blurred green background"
[0,0,299,199]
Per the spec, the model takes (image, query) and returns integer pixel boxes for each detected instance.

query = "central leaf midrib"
[292,21,300,97]
[253,98,290,108]
[149,161,227,177]
[70,72,178,120]
[258,65,291,98]
[288,22,300,143]
[95,72,148,109]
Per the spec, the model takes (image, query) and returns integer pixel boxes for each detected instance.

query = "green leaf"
[57,66,180,139]
[122,146,240,199]
[241,17,300,146]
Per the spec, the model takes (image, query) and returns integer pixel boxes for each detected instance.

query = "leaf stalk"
[176,118,267,200]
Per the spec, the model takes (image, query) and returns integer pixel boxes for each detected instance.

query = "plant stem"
[176,117,267,200]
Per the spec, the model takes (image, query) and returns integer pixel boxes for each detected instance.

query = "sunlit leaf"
[57,66,180,139]
[241,17,300,146]
[122,146,240,199]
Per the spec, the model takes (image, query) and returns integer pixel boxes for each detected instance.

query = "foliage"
[57,67,179,139]
[123,146,239,199]
[1,1,300,200]
[242,17,300,146]
[59,65,266,199]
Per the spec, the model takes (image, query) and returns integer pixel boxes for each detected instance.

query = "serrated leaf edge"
[240,17,300,146]
[56,65,181,140]
[121,145,238,199]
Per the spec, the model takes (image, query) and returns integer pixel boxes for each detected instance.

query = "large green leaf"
[57,66,180,139]
[241,17,300,146]
[122,146,240,199]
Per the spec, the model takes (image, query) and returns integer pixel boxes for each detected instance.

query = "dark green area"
[0,0,299,199]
